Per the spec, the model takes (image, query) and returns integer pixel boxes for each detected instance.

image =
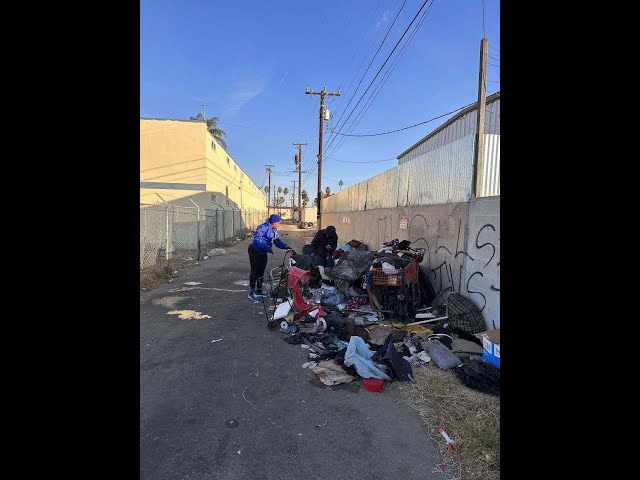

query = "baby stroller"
[260,251,327,331]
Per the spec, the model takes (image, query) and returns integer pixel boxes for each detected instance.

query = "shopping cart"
[367,259,421,322]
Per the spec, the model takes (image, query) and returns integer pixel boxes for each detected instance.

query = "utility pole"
[473,38,488,197]
[291,180,297,219]
[305,86,340,230]
[265,164,274,214]
[293,142,306,222]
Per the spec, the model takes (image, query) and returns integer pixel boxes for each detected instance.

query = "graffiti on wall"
[408,214,500,325]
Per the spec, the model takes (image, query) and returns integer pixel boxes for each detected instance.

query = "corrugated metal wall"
[322,97,499,214]
[323,135,475,213]
[480,134,500,197]
[398,97,500,165]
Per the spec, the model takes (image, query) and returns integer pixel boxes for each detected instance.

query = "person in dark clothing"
[247,214,290,302]
[310,225,338,268]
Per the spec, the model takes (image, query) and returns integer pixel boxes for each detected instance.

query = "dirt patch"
[152,296,190,309]
[397,364,500,480]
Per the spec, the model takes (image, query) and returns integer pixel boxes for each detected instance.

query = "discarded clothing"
[372,336,414,381]
[337,243,353,253]
[454,359,500,396]
[279,324,299,334]
[361,271,374,289]
[321,289,347,307]
[312,360,355,386]
[347,239,363,248]
[285,334,304,345]
[291,252,322,285]
[343,296,370,310]
[421,338,462,369]
[343,336,391,380]
[431,290,485,335]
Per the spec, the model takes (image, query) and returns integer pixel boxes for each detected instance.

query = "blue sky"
[141,0,499,196]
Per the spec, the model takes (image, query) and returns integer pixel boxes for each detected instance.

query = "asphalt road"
[140,224,440,479]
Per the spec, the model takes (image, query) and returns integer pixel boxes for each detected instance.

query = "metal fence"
[140,203,267,271]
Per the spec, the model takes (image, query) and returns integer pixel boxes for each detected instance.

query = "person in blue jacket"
[247,214,290,302]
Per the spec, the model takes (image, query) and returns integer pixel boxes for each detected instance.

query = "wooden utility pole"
[293,142,306,222]
[473,38,488,197]
[291,180,297,219]
[265,164,274,214]
[305,86,340,230]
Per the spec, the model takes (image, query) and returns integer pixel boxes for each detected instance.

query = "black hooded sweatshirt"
[310,225,338,258]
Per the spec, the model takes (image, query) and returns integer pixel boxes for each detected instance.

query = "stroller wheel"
[267,320,277,330]
[280,320,289,330]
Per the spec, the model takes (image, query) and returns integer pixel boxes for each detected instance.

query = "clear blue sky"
[141,0,499,197]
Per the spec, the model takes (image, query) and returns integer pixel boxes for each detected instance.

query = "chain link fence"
[140,203,267,272]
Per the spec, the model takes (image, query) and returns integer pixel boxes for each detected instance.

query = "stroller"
[260,251,327,331]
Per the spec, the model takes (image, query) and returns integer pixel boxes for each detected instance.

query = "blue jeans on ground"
[315,255,335,268]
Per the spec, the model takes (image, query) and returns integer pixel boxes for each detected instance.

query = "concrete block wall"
[462,196,500,329]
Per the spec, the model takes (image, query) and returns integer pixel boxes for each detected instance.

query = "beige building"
[140,118,266,212]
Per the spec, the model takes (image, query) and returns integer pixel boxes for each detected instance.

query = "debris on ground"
[183,281,202,286]
[208,248,227,256]
[253,237,499,478]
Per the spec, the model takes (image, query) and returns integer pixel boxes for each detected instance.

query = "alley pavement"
[140,223,440,480]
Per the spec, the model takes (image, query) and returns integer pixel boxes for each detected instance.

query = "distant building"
[140,118,266,211]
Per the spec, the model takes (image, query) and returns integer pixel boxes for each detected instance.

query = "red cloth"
[286,266,311,288]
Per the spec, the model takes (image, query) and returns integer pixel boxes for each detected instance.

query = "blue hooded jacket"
[250,221,289,254]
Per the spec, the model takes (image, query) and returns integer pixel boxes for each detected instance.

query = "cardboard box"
[476,329,500,368]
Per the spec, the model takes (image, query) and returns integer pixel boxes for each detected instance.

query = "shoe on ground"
[247,292,261,303]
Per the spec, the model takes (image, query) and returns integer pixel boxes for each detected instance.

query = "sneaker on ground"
[247,292,261,303]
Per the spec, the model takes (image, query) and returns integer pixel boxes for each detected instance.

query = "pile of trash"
[263,238,500,394]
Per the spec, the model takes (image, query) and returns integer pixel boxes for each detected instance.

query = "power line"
[323,0,408,155]
[334,158,396,163]
[324,0,437,159]
[326,3,439,146]
[488,53,500,61]
[325,0,434,147]
[327,103,471,137]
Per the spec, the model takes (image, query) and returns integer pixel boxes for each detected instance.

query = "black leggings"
[248,244,268,290]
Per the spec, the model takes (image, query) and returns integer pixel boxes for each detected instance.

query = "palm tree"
[283,188,289,208]
[277,187,283,214]
[189,113,227,149]
[339,180,344,191]
[301,190,309,207]
[263,186,270,208]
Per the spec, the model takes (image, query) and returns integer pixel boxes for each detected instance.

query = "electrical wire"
[333,158,396,163]
[323,0,408,151]
[328,0,433,140]
[327,103,471,137]
[324,0,437,158]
